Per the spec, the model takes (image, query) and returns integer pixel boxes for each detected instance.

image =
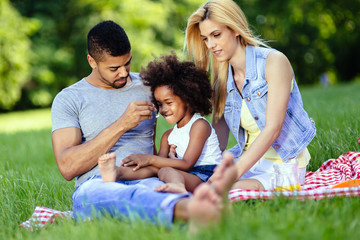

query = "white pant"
[240,158,306,190]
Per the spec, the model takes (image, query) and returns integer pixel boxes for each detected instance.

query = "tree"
[9,0,203,111]
[0,0,39,110]
[235,0,360,84]
[4,0,359,111]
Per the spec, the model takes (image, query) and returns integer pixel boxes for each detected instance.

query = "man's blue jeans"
[72,176,190,226]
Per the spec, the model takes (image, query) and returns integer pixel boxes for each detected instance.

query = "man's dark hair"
[87,20,131,62]
[140,53,213,116]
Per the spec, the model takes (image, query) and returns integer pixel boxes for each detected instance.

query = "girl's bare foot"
[98,152,117,182]
[155,183,187,193]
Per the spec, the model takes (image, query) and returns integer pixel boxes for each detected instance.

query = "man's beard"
[100,73,129,89]
[110,77,128,89]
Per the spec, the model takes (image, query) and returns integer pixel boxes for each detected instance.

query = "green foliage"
[1,0,360,111]
[235,0,360,84]
[0,0,39,110]
[8,0,204,111]
[300,82,360,170]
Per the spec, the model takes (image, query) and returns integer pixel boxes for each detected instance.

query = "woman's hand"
[121,154,152,171]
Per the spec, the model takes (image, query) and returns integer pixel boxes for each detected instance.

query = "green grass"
[0,82,360,239]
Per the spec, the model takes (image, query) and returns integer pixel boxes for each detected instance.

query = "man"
[51,20,236,229]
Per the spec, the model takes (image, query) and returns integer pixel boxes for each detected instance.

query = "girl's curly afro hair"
[140,53,213,116]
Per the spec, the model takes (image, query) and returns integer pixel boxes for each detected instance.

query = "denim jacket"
[224,45,316,162]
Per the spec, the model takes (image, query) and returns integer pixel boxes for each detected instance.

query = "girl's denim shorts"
[188,164,217,182]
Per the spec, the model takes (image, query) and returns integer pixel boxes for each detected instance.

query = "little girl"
[98,53,222,193]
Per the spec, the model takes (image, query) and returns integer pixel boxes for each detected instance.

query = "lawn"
[0,81,359,239]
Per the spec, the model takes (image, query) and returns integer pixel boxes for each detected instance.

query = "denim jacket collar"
[244,45,258,81]
[226,63,236,93]
[226,45,258,94]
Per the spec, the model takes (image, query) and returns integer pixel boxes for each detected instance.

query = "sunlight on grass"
[0,108,51,133]
[1,82,360,240]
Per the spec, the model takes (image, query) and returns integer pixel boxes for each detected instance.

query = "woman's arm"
[234,51,293,178]
[121,119,211,171]
[212,115,230,151]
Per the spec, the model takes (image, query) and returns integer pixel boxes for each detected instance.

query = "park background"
[1,0,360,111]
[0,0,360,239]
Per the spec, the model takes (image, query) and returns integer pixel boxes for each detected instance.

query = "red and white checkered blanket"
[229,151,360,201]
[20,206,73,231]
[20,150,360,231]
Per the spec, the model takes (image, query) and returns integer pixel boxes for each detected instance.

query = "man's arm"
[52,101,155,181]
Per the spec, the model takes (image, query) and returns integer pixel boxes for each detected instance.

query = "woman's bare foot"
[98,152,117,182]
[187,152,237,233]
[155,183,187,193]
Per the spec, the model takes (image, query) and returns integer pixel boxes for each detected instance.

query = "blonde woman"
[184,0,316,190]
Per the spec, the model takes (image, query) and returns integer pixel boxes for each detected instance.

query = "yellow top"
[240,81,310,168]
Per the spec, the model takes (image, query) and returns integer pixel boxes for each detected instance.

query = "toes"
[222,151,235,165]
[155,184,167,192]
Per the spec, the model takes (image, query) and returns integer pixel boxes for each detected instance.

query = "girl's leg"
[156,167,203,193]
[98,153,158,182]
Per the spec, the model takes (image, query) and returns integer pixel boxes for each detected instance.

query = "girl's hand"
[121,154,151,171]
[168,145,178,159]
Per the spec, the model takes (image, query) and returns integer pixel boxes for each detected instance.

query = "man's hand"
[121,154,152,171]
[118,101,156,131]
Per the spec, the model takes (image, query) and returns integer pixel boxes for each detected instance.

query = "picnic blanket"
[229,151,360,201]
[20,206,73,231]
[21,149,360,231]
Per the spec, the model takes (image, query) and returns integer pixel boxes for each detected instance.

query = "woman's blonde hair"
[184,0,268,121]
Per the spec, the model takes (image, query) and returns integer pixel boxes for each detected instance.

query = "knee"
[158,167,175,181]
[255,181,265,191]
[232,179,265,190]
[247,179,265,190]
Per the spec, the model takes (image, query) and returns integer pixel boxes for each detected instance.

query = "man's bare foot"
[187,152,237,233]
[187,183,222,233]
[155,183,187,193]
[211,151,238,195]
[98,152,117,182]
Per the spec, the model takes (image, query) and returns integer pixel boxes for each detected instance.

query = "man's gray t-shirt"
[51,73,156,188]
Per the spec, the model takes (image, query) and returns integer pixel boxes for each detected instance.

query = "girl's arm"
[121,129,171,170]
[121,119,211,171]
[152,119,158,155]
[157,129,173,157]
[233,51,293,179]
